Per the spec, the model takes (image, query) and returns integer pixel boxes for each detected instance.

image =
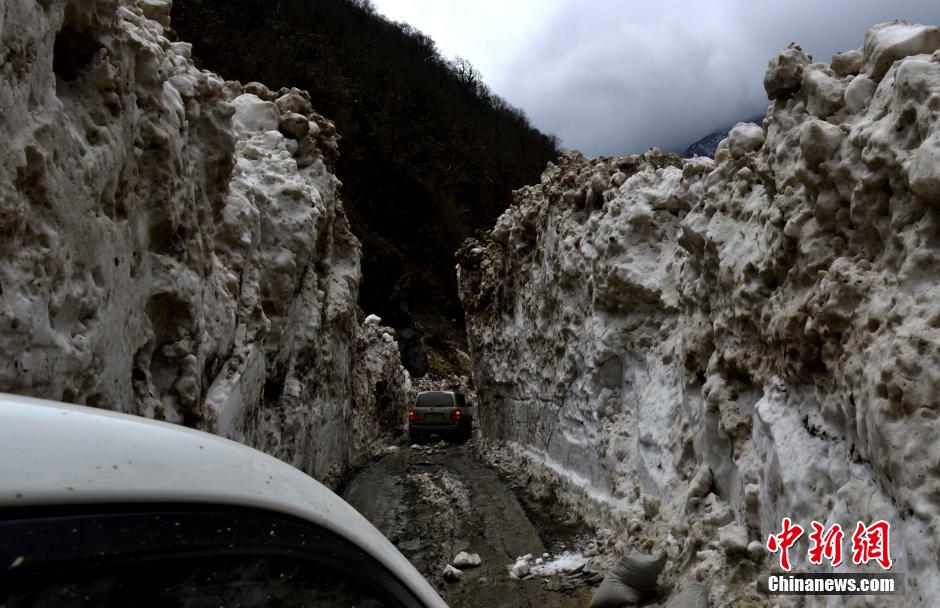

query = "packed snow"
[460,20,940,608]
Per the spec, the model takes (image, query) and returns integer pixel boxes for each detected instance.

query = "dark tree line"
[171,0,559,374]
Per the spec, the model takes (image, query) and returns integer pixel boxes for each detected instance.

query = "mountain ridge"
[171,0,560,376]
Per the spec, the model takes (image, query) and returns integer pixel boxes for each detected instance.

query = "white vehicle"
[0,393,448,607]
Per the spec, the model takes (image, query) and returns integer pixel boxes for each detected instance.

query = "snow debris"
[453,551,482,568]
[459,19,940,607]
[0,0,413,485]
[442,565,463,582]
[509,559,530,579]
[746,540,766,562]
[529,552,587,576]
[716,523,749,557]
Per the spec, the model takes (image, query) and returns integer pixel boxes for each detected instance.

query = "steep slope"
[459,22,940,606]
[169,0,560,377]
[0,0,412,484]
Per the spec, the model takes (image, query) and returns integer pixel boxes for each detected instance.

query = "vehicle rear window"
[415,393,454,408]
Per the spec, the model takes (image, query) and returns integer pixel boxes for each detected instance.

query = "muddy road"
[342,439,597,607]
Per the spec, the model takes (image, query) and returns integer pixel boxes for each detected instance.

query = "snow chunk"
[727,122,764,158]
[717,523,749,556]
[764,43,811,99]
[137,0,171,27]
[278,112,310,140]
[910,133,940,206]
[231,94,280,138]
[509,559,530,578]
[831,48,864,76]
[443,564,462,582]
[799,119,842,166]
[844,74,877,112]
[802,64,845,117]
[529,551,586,576]
[453,551,481,568]
[863,21,940,80]
[747,540,766,561]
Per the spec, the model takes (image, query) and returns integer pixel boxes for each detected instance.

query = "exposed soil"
[342,437,597,607]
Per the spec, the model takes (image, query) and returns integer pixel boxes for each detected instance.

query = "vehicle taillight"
[450,409,461,421]
[408,410,418,421]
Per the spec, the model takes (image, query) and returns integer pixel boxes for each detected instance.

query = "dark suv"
[407,391,472,443]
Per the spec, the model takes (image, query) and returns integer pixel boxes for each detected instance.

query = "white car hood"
[0,393,446,608]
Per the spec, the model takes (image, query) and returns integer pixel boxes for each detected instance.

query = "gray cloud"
[372,0,940,156]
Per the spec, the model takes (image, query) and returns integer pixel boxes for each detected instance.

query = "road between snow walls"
[458,21,940,608]
[342,434,599,608]
[0,0,413,485]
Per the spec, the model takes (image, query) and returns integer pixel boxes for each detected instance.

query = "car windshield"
[415,393,454,408]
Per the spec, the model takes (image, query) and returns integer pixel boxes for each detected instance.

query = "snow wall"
[459,22,940,606]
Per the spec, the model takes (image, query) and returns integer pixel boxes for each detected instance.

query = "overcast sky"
[370,0,940,156]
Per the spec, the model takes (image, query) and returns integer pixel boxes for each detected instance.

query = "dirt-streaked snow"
[459,20,940,607]
[0,0,412,483]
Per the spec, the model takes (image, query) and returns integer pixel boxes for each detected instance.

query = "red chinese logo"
[851,520,892,570]
[808,521,844,566]
[766,517,804,571]
[767,518,892,570]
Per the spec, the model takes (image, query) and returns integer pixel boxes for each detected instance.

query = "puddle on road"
[510,477,595,558]
[342,439,598,608]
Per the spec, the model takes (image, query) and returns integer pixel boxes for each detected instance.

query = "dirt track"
[342,439,597,607]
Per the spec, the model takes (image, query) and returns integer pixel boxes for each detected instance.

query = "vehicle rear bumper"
[409,422,460,434]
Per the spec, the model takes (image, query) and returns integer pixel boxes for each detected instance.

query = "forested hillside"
[171,0,560,375]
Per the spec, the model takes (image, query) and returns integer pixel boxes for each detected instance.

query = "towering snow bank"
[0,0,412,482]
[459,21,940,606]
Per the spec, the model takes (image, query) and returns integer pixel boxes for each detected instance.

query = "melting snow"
[524,551,587,576]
